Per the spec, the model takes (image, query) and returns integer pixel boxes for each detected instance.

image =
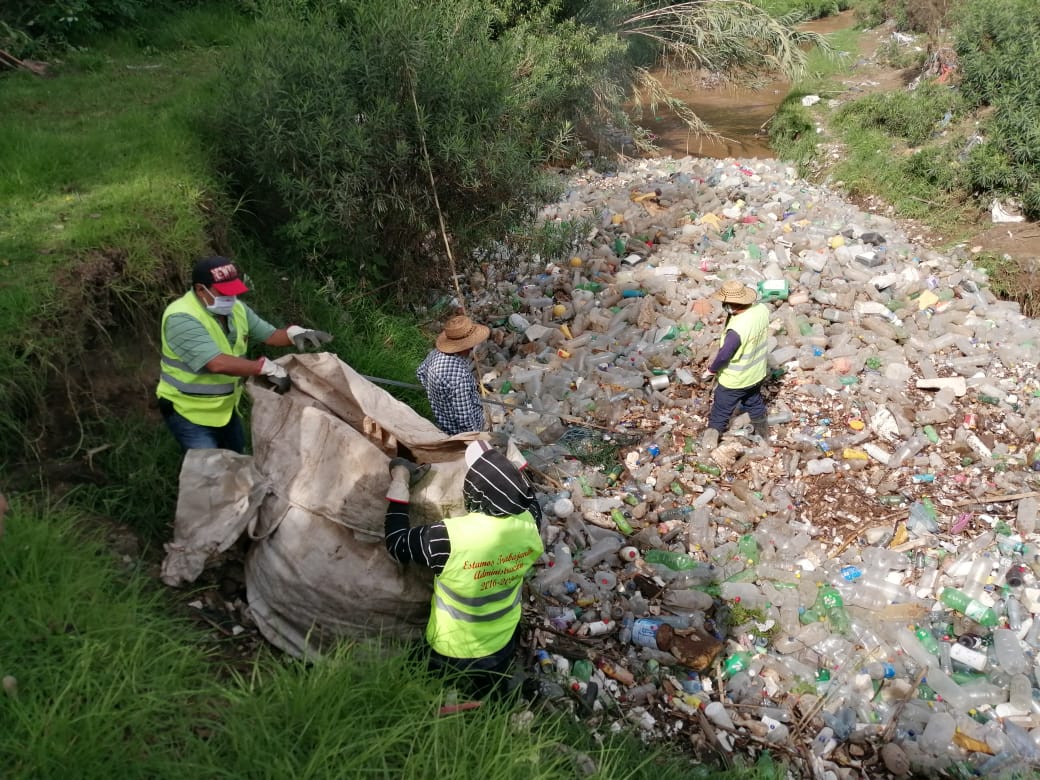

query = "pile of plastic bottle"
[455,155,1040,778]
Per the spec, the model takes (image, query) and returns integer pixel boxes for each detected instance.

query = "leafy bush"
[213,0,618,288]
[1,0,170,54]
[855,0,954,34]
[954,0,1040,218]
[754,0,849,21]
[874,37,927,70]
[833,82,964,147]
[955,0,1040,110]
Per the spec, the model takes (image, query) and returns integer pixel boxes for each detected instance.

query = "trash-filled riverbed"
[459,155,1040,779]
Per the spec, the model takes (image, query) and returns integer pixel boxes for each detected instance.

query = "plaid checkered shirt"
[416,349,486,435]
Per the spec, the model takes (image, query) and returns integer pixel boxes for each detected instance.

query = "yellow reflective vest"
[156,291,248,426]
[426,511,543,659]
[716,303,769,390]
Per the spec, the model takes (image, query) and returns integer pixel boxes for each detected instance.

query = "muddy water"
[637,10,857,159]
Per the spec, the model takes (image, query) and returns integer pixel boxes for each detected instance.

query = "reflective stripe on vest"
[716,303,769,390]
[426,511,543,659]
[155,291,249,426]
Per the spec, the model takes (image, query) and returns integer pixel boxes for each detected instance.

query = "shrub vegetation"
[211,0,611,290]
[954,0,1040,219]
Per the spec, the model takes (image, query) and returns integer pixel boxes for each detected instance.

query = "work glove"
[386,457,430,504]
[258,357,292,395]
[287,325,334,352]
[700,370,716,384]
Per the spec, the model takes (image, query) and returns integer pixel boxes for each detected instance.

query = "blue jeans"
[708,381,767,432]
[161,401,246,453]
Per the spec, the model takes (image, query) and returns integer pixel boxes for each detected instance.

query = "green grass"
[768,25,858,167]
[0,500,778,779]
[0,7,244,461]
[0,501,218,778]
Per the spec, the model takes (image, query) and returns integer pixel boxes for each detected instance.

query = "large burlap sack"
[160,449,268,586]
[161,352,482,658]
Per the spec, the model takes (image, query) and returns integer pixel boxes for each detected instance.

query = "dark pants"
[708,380,767,432]
[159,398,246,454]
[423,626,520,700]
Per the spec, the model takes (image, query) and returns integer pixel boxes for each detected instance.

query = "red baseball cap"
[192,256,249,296]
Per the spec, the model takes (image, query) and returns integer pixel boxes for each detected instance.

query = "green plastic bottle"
[723,651,752,677]
[572,659,593,682]
[610,508,634,536]
[939,587,998,627]
[817,586,851,636]
[737,535,760,565]
[914,625,940,655]
[643,549,699,571]
[694,462,721,477]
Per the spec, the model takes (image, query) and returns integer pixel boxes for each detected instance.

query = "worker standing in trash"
[156,256,333,453]
[700,280,770,449]
[417,314,490,435]
[383,440,543,699]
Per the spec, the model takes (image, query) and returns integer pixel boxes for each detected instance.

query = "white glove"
[287,325,334,352]
[386,468,410,504]
[258,357,291,394]
[385,458,430,503]
[701,370,716,383]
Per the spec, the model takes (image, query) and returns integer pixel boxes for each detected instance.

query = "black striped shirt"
[385,450,541,574]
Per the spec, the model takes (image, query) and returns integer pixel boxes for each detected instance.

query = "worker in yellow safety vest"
[383,440,543,699]
[156,256,332,452]
[700,279,771,450]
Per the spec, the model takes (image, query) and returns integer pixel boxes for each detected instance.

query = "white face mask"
[204,287,237,316]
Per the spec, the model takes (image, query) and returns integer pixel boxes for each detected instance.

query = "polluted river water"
[636,11,858,159]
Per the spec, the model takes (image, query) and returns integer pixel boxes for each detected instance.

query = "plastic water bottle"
[593,569,618,592]
[535,543,573,592]
[992,628,1030,675]
[691,488,717,510]
[1008,673,1033,712]
[581,534,623,567]
[919,712,956,755]
[921,666,969,712]
[863,661,897,680]
[861,547,909,571]
[805,458,836,475]
[961,552,995,600]
[719,582,769,609]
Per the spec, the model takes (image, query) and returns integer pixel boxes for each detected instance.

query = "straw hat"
[712,280,757,306]
[436,315,490,354]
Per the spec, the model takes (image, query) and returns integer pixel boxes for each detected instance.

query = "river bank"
[635,9,1040,267]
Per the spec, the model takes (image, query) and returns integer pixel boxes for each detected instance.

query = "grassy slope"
[0,7,233,462]
[0,2,433,533]
[0,5,773,778]
[7,501,766,779]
